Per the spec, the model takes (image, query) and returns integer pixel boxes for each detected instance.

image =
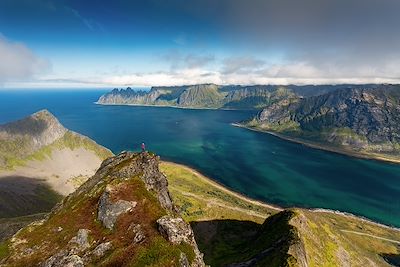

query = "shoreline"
[94,102,257,112]
[232,123,400,165]
[161,161,282,212]
[162,160,400,232]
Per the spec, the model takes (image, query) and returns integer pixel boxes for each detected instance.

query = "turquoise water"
[1,90,400,227]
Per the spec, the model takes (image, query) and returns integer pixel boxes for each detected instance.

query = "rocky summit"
[0,151,205,267]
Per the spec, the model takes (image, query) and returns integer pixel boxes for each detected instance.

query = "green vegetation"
[286,208,400,267]
[57,131,112,159]
[131,236,194,267]
[0,131,112,170]
[161,162,277,223]
[0,241,10,261]
[252,120,301,134]
[0,214,47,243]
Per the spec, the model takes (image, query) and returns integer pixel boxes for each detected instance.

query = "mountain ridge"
[96,84,358,110]
[242,84,400,163]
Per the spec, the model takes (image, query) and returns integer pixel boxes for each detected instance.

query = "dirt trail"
[340,229,400,244]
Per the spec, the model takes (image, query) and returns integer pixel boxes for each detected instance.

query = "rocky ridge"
[0,151,205,267]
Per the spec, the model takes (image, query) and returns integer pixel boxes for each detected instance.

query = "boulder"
[42,250,83,267]
[69,229,90,251]
[92,242,113,258]
[97,186,137,230]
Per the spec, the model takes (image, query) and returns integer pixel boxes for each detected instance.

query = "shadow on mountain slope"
[191,211,302,267]
[0,176,62,218]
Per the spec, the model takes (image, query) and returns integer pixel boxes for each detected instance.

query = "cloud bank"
[0,35,50,83]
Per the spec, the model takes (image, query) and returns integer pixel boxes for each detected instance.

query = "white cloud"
[221,56,265,74]
[0,35,51,83]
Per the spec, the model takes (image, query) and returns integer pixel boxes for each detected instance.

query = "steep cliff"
[0,152,205,267]
[245,85,400,162]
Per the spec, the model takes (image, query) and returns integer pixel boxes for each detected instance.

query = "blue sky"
[1,0,400,88]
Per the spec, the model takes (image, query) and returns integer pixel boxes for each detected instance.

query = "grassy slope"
[160,162,279,224]
[0,131,112,171]
[294,209,400,266]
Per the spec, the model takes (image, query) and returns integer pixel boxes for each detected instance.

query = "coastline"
[232,123,400,165]
[161,161,282,212]
[162,161,400,231]
[94,101,257,112]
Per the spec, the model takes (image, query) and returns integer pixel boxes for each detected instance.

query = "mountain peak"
[0,110,66,155]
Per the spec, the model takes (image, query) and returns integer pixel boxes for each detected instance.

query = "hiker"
[141,142,146,152]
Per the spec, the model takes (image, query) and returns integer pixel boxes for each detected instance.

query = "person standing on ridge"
[141,142,146,152]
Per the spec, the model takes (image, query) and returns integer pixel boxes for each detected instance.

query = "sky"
[1,0,400,88]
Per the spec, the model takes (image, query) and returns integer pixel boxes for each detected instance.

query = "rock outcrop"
[157,216,205,267]
[97,186,137,230]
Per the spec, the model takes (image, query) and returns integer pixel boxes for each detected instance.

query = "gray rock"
[92,241,113,258]
[157,216,194,245]
[69,229,90,251]
[42,250,84,267]
[157,216,205,267]
[128,223,146,244]
[97,186,137,230]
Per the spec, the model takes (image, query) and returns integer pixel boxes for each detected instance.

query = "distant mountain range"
[242,84,400,162]
[96,84,364,109]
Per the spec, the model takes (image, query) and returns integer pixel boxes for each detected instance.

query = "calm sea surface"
[1,89,400,227]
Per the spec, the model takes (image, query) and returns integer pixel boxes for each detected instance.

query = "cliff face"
[248,85,400,159]
[1,152,205,267]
